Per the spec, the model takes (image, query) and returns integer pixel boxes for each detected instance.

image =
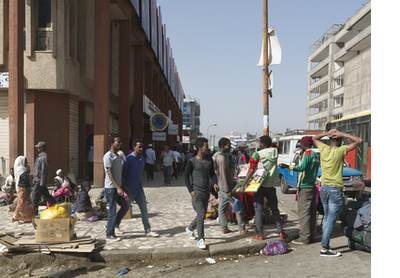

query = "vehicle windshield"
[293,152,348,167]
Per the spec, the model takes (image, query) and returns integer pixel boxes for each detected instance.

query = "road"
[1,186,371,277]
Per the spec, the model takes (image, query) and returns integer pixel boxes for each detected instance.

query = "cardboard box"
[117,204,133,219]
[34,218,75,243]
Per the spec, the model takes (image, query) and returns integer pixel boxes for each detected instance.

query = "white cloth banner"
[257,27,282,66]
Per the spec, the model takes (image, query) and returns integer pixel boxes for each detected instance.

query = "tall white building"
[306,2,371,130]
[182,97,200,149]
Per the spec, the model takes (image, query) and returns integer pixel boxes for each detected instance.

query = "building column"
[119,20,131,154]
[8,0,24,165]
[93,0,111,186]
[133,45,144,139]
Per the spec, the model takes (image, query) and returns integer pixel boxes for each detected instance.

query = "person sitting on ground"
[0,187,17,206]
[1,168,15,192]
[75,181,100,221]
[52,169,79,201]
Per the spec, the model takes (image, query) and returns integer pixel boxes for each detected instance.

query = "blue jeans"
[128,191,151,233]
[320,185,344,248]
[105,188,129,236]
[163,165,172,185]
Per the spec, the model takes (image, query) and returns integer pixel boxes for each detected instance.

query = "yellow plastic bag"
[57,202,72,215]
[40,205,70,220]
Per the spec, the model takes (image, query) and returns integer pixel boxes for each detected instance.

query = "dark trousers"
[297,187,317,243]
[171,163,178,179]
[31,180,56,215]
[188,192,209,240]
[145,163,154,180]
[253,187,284,236]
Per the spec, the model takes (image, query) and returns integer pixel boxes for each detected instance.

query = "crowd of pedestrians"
[0,129,364,257]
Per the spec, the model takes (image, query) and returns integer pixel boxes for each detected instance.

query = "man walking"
[145,144,156,182]
[103,135,130,241]
[160,144,174,186]
[313,129,363,257]
[213,138,252,235]
[184,138,218,249]
[279,136,320,245]
[122,139,159,237]
[31,141,56,215]
[171,146,182,180]
[242,135,287,240]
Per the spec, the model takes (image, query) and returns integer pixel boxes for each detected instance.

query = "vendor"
[75,181,100,221]
[52,169,79,200]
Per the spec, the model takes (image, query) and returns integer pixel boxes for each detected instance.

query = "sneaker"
[146,231,160,237]
[252,235,264,240]
[239,229,254,235]
[220,229,233,235]
[279,233,288,239]
[320,248,342,257]
[197,238,206,249]
[115,227,124,236]
[106,235,121,241]
[186,227,196,240]
[292,239,305,245]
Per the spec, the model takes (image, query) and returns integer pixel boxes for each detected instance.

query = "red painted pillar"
[8,0,24,165]
[119,20,131,154]
[93,0,110,186]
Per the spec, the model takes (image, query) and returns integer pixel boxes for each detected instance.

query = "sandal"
[239,229,253,235]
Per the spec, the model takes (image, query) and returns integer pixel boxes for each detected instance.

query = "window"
[36,0,52,50]
[310,81,328,99]
[183,103,191,115]
[333,113,343,120]
[309,99,328,115]
[334,75,344,90]
[309,117,327,130]
[334,94,344,108]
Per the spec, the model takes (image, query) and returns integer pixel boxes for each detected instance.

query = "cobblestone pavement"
[0,171,298,257]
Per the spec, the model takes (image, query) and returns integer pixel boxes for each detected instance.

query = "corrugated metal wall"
[69,98,79,178]
[0,92,9,176]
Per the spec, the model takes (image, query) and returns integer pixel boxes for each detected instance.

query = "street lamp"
[207,123,217,142]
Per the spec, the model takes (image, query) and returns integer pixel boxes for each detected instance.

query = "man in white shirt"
[145,144,156,181]
[160,144,175,186]
[172,146,182,180]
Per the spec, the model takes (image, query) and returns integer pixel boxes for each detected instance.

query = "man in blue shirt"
[122,139,159,237]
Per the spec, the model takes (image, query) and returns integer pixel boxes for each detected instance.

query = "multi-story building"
[182,97,200,150]
[306,1,371,130]
[0,0,184,186]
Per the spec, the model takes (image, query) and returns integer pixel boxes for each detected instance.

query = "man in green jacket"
[242,135,286,241]
[280,136,320,245]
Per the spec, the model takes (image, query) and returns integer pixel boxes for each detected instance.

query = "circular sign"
[150,113,168,131]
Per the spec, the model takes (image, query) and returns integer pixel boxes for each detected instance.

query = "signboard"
[168,124,179,135]
[182,136,190,144]
[0,72,9,88]
[152,132,166,141]
[150,113,168,131]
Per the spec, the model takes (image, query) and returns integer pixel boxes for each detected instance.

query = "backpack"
[261,241,289,256]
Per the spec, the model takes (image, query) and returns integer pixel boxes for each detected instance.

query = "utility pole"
[263,0,269,136]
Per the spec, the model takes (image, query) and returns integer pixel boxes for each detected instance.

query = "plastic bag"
[261,241,288,256]
[232,198,243,213]
[40,205,70,220]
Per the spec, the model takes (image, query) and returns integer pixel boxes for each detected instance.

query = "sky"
[156,0,370,140]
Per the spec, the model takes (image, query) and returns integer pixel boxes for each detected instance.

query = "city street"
[0,172,371,277]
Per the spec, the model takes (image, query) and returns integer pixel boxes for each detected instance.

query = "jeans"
[320,185,344,248]
[128,191,151,233]
[145,163,154,180]
[31,180,56,215]
[253,187,284,236]
[188,192,209,240]
[297,187,317,243]
[163,165,172,185]
[105,188,129,236]
[218,190,245,232]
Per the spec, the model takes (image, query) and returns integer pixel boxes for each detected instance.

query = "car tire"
[280,176,289,194]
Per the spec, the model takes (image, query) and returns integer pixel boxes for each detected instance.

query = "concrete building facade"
[1,0,184,186]
[306,1,371,130]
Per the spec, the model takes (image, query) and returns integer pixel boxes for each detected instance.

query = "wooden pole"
[263,0,269,136]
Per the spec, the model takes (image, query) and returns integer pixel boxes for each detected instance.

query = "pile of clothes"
[340,197,371,253]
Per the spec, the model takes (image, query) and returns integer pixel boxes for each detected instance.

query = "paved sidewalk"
[0,171,298,264]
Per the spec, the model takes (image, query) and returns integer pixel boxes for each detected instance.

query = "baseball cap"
[148,144,153,147]
[35,141,46,148]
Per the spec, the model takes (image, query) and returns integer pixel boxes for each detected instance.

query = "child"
[75,181,100,221]
[0,188,16,206]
